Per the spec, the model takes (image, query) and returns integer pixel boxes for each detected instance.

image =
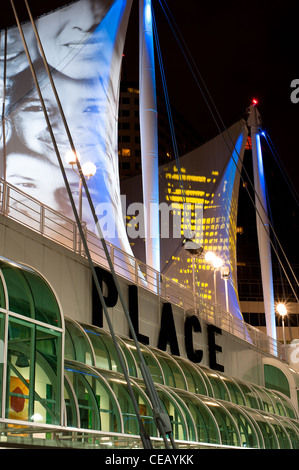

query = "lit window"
[122,148,131,157]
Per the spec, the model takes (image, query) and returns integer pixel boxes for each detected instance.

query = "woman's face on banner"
[11,75,108,164]
[36,0,115,79]
[0,24,38,80]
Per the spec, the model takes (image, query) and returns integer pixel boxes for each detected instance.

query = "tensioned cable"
[152,10,186,206]
[156,0,299,297]
[262,130,298,207]
[15,0,175,450]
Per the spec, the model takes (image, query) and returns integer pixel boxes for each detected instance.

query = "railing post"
[135,259,139,286]
[40,205,45,235]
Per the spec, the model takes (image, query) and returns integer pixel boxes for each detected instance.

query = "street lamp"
[64,150,96,223]
[184,237,203,308]
[277,303,287,352]
[205,252,223,305]
[221,266,230,313]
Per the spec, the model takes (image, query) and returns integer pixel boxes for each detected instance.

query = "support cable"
[10,0,154,450]
[15,0,175,449]
[262,131,298,207]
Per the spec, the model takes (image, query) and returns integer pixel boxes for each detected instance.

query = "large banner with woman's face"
[1,0,133,256]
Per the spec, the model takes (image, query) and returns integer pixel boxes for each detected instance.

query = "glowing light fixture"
[64,150,81,166]
[277,303,287,316]
[205,251,216,263]
[82,161,97,178]
[252,98,258,106]
[277,302,287,352]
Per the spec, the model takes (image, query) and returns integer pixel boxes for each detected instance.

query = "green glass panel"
[65,319,94,365]
[64,379,79,428]
[266,416,292,449]
[201,397,241,447]
[64,361,122,433]
[264,364,290,398]
[6,318,34,422]
[22,269,61,327]
[151,349,187,390]
[156,387,188,441]
[279,418,299,449]
[82,324,124,374]
[223,403,260,448]
[236,380,260,409]
[104,371,156,437]
[120,338,164,384]
[6,317,62,426]
[0,275,6,308]
[1,264,33,318]
[201,367,230,401]
[174,357,208,395]
[166,389,196,441]
[175,390,220,444]
[246,410,279,449]
[0,312,4,416]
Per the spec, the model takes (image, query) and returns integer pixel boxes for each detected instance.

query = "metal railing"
[0,178,286,360]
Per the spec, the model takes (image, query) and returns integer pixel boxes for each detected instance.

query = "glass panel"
[263,415,292,449]
[235,380,260,409]
[175,390,221,445]
[64,361,121,433]
[156,386,188,441]
[81,324,123,374]
[201,397,241,447]
[0,312,4,416]
[151,348,187,390]
[222,403,261,448]
[34,325,62,425]
[6,318,35,423]
[219,376,246,406]
[194,365,214,397]
[1,263,34,318]
[65,319,94,365]
[0,274,6,308]
[6,318,62,426]
[245,410,279,449]
[265,389,287,417]
[165,389,197,442]
[21,269,61,327]
[264,364,290,397]
[64,378,79,428]
[174,357,208,395]
[117,337,138,378]
[120,338,164,384]
[272,390,297,420]
[200,367,230,401]
[251,384,275,414]
[102,371,157,438]
[279,417,299,449]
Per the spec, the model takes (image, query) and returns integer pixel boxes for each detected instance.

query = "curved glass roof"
[0,257,62,328]
[59,318,299,449]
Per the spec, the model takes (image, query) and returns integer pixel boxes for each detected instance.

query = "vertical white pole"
[248,104,276,341]
[224,279,229,312]
[139,0,160,278]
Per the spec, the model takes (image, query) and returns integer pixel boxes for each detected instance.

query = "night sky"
[124,0,299,192]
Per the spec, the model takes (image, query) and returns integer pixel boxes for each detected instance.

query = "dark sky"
[1,0,299,192]
[124,0,299,194]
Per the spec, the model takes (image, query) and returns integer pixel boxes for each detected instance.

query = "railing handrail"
[0,178,286,360]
